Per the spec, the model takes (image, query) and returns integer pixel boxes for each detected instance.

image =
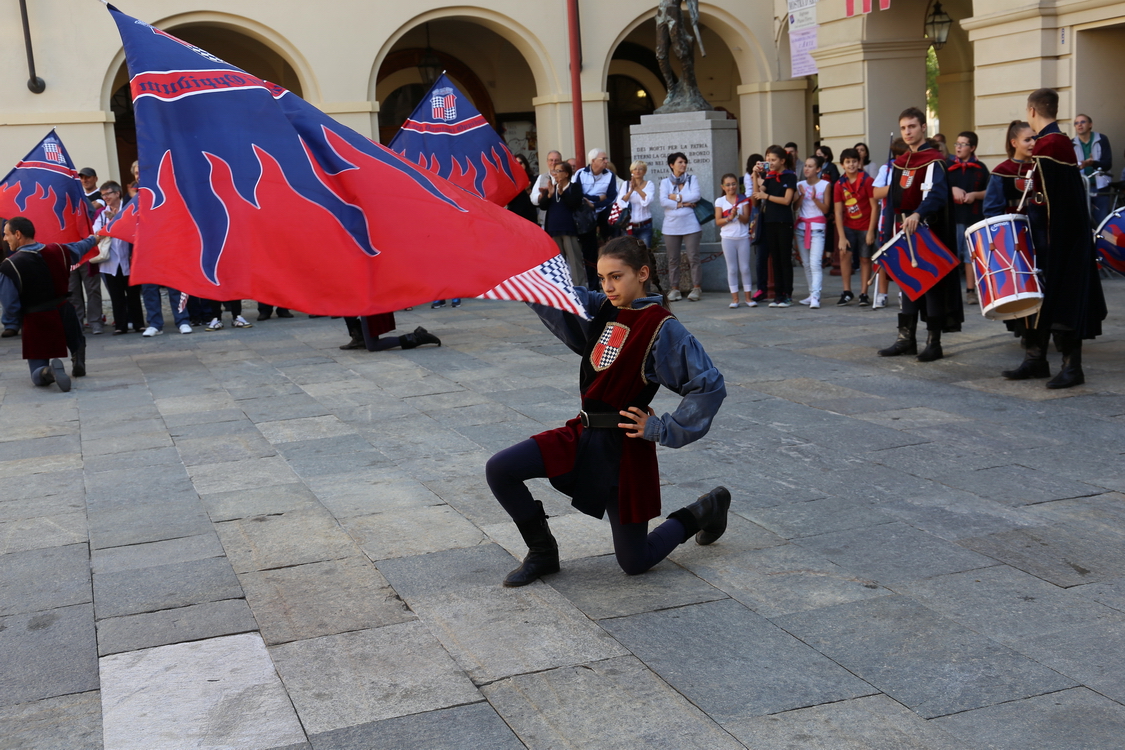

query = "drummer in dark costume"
[1000,89,1107,388]
[878,107,963,362]
[484,236,729,587]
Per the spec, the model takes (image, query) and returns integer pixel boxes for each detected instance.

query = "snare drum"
[964,214,1042,320]
[1094,208,1125,273]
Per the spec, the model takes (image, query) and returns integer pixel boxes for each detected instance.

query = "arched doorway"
[607,74,657,170]
[374,19,538,166]
[108,23,303,187]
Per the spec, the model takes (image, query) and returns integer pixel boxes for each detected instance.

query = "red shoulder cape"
[1033,131,1077,165]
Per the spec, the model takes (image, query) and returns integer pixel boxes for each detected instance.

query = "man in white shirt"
[575,148,618,285]
[531,151,563,215]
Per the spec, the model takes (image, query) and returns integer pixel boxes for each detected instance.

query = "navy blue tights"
[485,439,686,575]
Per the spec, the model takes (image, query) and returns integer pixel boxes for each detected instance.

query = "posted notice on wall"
[788,0,817,31]
[790,27,818,77]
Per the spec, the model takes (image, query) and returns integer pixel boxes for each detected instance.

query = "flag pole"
[566,0,586,168]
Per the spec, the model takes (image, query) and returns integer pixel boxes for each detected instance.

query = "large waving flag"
[0,130,92,243]
[389,74,528,206]
[104,5,579,317]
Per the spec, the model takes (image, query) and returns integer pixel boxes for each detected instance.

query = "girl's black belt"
[579,410,623,429]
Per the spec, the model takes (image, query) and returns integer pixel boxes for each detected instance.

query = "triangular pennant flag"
[0,130,93,243]
[389,73,529,206]
[104,5,581,318]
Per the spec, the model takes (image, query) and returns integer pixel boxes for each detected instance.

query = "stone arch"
[370,9,556,107]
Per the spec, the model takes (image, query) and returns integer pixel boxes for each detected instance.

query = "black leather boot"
[878,313,917,357]
[1002,330,1050,379]
[340,318,365,350]
[916,329,943,362]
[400,326,441,349]
[71,341,87,377]
[669,487,731,546]
[1046,332,1085,389]
[503,501,560,587]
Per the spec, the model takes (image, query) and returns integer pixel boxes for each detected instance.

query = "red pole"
[566,0,586,168]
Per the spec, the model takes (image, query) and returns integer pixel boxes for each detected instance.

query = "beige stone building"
[3,0,1124,186]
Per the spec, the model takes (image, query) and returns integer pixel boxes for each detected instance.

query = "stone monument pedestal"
[630,111,739,294]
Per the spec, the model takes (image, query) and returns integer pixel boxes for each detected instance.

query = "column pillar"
[736,80,809,162]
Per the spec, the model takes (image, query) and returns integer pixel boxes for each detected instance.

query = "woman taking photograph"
[615,161,656,248]
[485,235,729,586]
[659,152,703,301]
[542,161,586,286]
[752,145,797,307]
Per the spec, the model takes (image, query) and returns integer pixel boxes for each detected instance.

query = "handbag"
[574,201,597,235]
[607,200,631,227]
[693,197,715,225]
[89,235,112,264]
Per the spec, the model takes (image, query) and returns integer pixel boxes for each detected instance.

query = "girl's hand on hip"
[619,406,655,438]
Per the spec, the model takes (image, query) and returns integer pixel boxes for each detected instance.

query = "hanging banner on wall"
[790,27,819,77]
[788,0,817,30]
[846,0,891,17]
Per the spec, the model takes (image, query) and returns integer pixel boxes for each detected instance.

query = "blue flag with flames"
[0,130,92,243]
[102,5,580,318]
[389,74,528,206]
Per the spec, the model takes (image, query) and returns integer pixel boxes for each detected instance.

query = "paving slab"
[91,532,225,575]
[378,545,627,683]
[728,694,968,750]
[0,691,103,750]
[215,507,360,573]
[602,598,875,721]
[796,521,998,585]
[545,555,727,620]
[0,543,91,616]
[1071,576,1125,613]
[187,455,301,495]
[874,490,1046,541]
[933,465,1105,507]
[92,555,243,618]
[896,565,1125,646]
[268,621,481,735]
[0,603,99,708]
[308,473,444,519]
[774,596,1077,718]
[1009,618,1125,703]
[86,496,214,551]
[342,505,486,560]
[95,597,259,656]
[308,702,523,750]
[0,511,88,555]
[741,497,895,539]
[933,687,1125,750]
[239,556,415,645]
[100,632,306,749]
[959,523,1125,587]
[483,655,744,749]
[199,481,322,522]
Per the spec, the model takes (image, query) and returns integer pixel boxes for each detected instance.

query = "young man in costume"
[1003,89,1107,388]
[877,107,963,362]
[1,217,97,390]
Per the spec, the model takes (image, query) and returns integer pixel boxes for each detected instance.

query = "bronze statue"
[655,0,711,113]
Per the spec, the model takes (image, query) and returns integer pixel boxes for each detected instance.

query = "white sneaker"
[232,315,253,328]
[798,296,812,306]
[745,300,758,308]
[668,289,682,302]
[179,323,193,334]
[729,302,739,309]
[810,296,821,309]
[205,318,223,331]
[142,326,163,337]
[873,293,888,309]
[687,288,702,301]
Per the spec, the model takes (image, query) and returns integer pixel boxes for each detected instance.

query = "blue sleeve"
[61,236,97,263]
[0,273,21,326]
[528,287,605,354]
[983,175,1007,218]
[641,319,726,448]
[915,163,948,219]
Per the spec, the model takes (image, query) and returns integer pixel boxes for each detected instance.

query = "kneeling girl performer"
[485,236,729,587]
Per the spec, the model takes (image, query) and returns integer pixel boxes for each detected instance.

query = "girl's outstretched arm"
[643,320,726,448]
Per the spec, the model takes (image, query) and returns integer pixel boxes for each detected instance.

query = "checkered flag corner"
[477,253,590,320]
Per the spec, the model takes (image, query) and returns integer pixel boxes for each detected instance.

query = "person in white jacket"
[660,152,703,301]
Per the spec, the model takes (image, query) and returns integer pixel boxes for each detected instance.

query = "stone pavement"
[2,277,1125,750]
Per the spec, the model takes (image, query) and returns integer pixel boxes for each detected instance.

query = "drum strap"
[921,162,936,198]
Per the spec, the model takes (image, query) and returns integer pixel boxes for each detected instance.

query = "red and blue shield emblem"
[591,322,631,371]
